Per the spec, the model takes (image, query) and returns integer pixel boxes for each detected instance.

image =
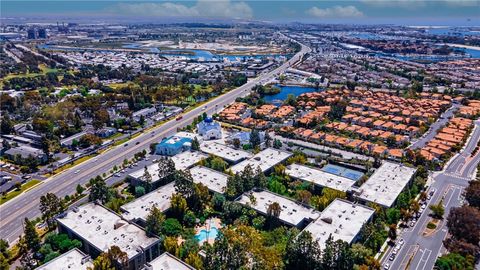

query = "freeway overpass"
[0,38,311,244]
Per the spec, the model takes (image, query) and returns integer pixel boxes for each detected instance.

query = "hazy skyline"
[1,0,479,25]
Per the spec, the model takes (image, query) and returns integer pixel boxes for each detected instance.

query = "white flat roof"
[286,164,355,192]
[129,151,207,183]
[57,203,159,260]
[143,252,194,270]
[237,190,320,227]
[200,141,252,163]
[356,162,417,207]
[230,148,292,174]
[121,182,176,222]
[35,248,92,270]
[303,199,374,249]
[190,166,229,194]
[171,151,208,170]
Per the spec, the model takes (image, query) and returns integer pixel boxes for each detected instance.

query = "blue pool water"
[195,227,219,242]
[263,85,320,106]
[321,164,364,181]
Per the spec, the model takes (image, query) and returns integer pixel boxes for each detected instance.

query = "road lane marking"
[397,244,419,270]
[415,249,432,270]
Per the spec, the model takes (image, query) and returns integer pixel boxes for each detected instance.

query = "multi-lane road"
[0,37,311,244]
[382,120,480,270]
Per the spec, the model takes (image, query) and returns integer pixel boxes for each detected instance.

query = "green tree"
[0,239,10,261]
[430,203,445,219]
[241,164,255,191]
[18,236,36,270]
[191,137,200,151]
[350,243,372,266]
[285,231,321,270]
[210,156,227,172]
[191,183,211,212]
[157,157,176,181]
[161,218,183,236]
[322,236,354,269]
[465,180,480,209]
[253,166,268,189]
[24,217,40,253]
[212,193,225,211]
[170,193,188,219]
[89,176,110,204]
[174,170,195,198]
[435,252,474,270]
[135,186,145,197]
[204,225,283,270]
[163,237,179,257]
[273,139,282,149]
[249,129,261,149]
[185,253,203,270]
[145,206,165,237]
[39,193,65,230]
[388,224,397,241]
[0,113,13,135]
[0,253,9,270]
[76,184,85,195]
[88,245,127,270]
[142,166,153,192]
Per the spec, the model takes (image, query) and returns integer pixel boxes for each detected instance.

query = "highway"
[382,120,480,270]
[0,37,311,244]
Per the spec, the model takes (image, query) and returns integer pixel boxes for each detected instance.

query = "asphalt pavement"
[382,120,480,270]
[0,37,311,244]
[408,103,460,150]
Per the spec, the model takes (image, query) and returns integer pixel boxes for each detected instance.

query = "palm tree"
[267,202,282,219]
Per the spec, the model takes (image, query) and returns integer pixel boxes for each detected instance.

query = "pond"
[263,85,320,106]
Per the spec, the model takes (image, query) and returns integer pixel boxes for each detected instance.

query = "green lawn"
[0,180,41,205]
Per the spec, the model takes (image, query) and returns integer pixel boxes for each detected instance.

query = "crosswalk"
[442,173,471,181]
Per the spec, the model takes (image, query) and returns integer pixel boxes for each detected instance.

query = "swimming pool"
[321,164,364,181]
[195,227,219,242]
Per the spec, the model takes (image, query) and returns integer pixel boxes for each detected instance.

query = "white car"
[74,170,80,174]
[384,263,390,270]
[398,238,404,246]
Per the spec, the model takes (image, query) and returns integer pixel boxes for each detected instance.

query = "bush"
[162,218,183,236]
[135,186,145,197]
[427,222,436,229]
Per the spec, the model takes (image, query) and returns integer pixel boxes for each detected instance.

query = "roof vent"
[321,217,333,224]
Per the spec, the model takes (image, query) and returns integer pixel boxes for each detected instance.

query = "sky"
[1,0,479,25]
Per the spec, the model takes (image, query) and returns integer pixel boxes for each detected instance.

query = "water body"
[263,85,320,106]
[160,49,289,61]
[39,44,288,61]
[425,27,480,37]
[195,227,219,242]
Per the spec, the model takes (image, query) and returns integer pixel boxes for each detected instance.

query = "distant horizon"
[1,0,479,26]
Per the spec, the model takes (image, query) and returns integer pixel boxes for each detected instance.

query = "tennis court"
[321,164,364,181]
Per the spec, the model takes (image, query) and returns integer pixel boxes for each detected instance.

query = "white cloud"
[115,0,253,19]
[306,5,364,18]
[362,0,478,7]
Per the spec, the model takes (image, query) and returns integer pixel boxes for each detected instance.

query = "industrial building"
[56,203,161,270]
[303,199,375,249]
[355,162,417,207]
